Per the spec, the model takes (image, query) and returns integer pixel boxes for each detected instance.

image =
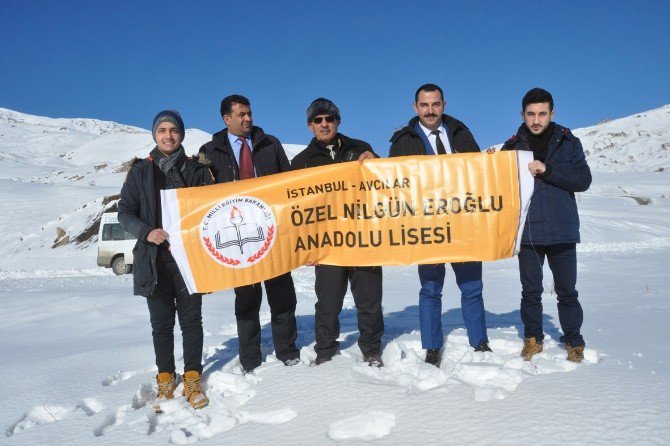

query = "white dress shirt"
[418,122,452,155]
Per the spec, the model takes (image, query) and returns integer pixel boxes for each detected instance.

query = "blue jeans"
[518,243,584,347]
[418,262,487,349]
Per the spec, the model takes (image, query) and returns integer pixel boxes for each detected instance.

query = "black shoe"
[363,353,384,368]
[312,355,332,366]
[474,341,492,352]
[283,357,301,367]
[425,349,441,367]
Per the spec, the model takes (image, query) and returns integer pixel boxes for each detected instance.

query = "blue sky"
[2,1,668,155]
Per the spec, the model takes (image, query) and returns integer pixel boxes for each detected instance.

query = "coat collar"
[394,114,468,142]
[211,126,267,155]
[513,123,570,160]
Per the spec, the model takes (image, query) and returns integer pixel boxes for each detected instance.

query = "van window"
[102,223,135,241]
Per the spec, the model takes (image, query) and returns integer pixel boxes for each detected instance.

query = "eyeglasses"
[311,116,336,124]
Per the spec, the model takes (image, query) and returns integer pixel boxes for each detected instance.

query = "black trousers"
[234,272,299,371]
[518,243,584,347]
[314,265,384,358]
[146,259,203,374]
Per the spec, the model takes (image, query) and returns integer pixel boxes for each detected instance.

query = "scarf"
[151,146,187,189]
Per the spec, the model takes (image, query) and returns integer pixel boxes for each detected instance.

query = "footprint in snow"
[101,366,155,386]
[94,405,130,437]
[7,399,103,437]
[328,411,396,441]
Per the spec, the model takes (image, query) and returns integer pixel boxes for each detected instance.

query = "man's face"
[522,102,554,135]
[414,90,445,130]
[154,121,182,155]
[223,103,253,136]
[307,114,339,145]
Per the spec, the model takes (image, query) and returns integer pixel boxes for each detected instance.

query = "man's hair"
[522,88,554,112]
[306,97,341,123]
[414,84,444,103]
[220,94,250,116]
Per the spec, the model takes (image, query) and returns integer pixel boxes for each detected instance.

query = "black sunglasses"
[312,116,336,124]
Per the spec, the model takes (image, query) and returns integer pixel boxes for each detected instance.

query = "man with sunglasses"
[291,98,384,367]
[389,84,491,368]
[199,94,300,373]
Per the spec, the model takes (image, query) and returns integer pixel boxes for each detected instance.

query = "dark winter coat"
[118,152,213,297]
[290,133,376,169]
[502,123,592,245]
[198,126,291,182]
[389,115,480,157]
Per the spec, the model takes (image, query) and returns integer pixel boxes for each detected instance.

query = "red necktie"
[238,137,254,180]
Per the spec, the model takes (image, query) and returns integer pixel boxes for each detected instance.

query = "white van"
[97,212,136,275]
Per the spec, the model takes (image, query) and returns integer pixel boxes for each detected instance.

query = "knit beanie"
[306,98,341,122]
[152,110,185,142]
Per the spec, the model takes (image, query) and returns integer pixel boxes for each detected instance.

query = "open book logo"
[200,196,276,268]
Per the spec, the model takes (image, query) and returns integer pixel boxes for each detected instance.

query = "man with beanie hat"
[199,95,301,373]
[291,98,384,367]
[389,84,491,368]
[119,110,213,412]
[152,110,185,142]
[499,88,591,363]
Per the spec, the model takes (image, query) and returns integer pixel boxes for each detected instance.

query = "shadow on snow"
[202,305,561,376]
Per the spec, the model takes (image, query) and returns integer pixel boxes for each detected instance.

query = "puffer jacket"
[501,123,592,245]
[118,151,213,297]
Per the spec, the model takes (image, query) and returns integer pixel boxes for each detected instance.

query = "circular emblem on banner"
[200,196,277,268]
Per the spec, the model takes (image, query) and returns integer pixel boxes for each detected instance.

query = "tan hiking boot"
[154,372,177,413]
[521,337,543,361]
[566,344,585,363]
[182,370,208,409]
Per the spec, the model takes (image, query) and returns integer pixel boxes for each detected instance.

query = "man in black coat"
[119,110,213,411]
[389,84,491,368]
[499,88,591,363]
[291,98,384,367]
[199,95,300,373]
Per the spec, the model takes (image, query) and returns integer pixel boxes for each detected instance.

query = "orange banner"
[162,151,534,293]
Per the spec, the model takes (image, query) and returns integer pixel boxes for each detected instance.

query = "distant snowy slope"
[0,108,213,175]
[574,104,670,172]
[0,108,305,267]
[282,144,304,160]
[0,107,144,135]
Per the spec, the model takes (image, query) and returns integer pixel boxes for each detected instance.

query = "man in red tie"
[199,95,300,373]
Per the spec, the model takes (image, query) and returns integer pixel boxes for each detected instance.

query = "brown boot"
[182,371,208,410]
[566,344,585,363]
[154,372,177,413]
[521,337,543,361]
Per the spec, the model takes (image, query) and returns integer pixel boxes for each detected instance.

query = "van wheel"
[112,256,131,275]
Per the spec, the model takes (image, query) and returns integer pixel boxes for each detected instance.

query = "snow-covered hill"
[574,104,670,172]
[0,108,305,266]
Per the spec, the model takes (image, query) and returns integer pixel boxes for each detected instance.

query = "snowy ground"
[1,170,669,445]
